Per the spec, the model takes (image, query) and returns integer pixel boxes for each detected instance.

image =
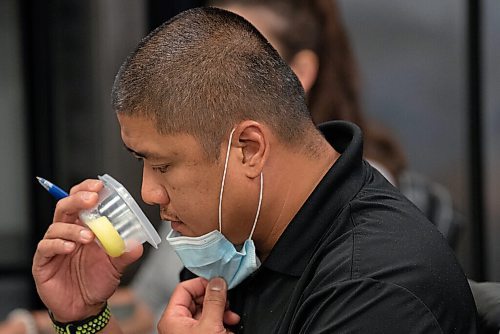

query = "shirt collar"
[262,121,366,276]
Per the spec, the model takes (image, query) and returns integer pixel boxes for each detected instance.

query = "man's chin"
[170,220,186,235]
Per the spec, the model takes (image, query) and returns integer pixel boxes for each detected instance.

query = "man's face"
[117,114,258,244]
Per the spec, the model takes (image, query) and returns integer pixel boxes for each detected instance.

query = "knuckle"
[69,185,78,195]
[45,223,61,238]
[35,239,55,257]
[200,323,227,334]
[54,199,65,212]
[45,222,77,241]
[206,295,226,307]
[36,240,45,252]
[54,198,73,216]
[69,180,88,195]
[45,224,54,235]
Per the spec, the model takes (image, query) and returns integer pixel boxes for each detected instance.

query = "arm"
[0,289,153,334]
[31,179,142,334]
[0,310,125,334]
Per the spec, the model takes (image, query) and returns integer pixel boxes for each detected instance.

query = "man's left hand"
[158,277,240,334]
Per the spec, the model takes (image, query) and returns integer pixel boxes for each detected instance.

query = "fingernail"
[64,241,75,250]
[80,229,93,241]
[92,180,102,189]
[209,277,226,291]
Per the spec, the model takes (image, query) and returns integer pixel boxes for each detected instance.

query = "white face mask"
[166,128,263,289]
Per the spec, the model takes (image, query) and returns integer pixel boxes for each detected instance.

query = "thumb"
[200,277,228,325]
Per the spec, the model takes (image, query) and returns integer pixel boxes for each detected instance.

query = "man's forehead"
[117,114,155,135]
[117,114,208,161]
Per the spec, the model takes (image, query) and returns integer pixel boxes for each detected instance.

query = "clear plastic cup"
[78,174,161,257]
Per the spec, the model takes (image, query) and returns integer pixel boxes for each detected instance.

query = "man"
[32,7,477,333]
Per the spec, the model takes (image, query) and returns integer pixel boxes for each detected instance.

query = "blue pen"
[36,176,69,200]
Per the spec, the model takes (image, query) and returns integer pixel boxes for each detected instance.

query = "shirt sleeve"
[290,278,448,334]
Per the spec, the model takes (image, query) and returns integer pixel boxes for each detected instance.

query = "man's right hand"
[32,179,143,323]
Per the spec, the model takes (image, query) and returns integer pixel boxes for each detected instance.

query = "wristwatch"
[48,304,111,334]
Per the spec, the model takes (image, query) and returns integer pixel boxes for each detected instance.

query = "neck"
[255,138,339,261]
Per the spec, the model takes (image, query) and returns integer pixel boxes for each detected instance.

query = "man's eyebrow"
[124,145,145,158]
[124,145,162,160]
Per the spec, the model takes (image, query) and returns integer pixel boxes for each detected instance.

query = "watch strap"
[49,303,111,334]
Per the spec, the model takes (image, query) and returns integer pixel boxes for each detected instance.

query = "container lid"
[98,174,161,248]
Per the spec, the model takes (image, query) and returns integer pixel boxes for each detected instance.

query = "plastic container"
[79,174,161,257]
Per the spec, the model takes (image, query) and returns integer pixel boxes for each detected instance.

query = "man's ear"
[289,49,319,94]
[233,121,268,179]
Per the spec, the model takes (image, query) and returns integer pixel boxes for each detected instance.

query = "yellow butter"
[86,216,125,257]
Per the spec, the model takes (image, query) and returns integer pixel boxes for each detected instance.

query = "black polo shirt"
[182,121,477,333]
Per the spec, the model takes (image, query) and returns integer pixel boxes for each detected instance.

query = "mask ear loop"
[218,128,264,240]
[219,128,236,232]
[248,172,263,240]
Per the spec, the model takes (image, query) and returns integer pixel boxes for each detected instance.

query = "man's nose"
[141,166,169,206]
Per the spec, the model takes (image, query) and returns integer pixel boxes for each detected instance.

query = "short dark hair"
[112,7,316,160]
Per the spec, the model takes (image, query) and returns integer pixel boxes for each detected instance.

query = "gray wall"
[0,0,29,264]
[0,0,31,313]
[484,0,500,280]
[339,0,499,279]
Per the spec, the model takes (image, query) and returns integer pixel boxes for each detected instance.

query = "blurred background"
[0,0,498,317]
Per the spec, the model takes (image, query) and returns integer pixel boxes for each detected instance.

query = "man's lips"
[160,213,183,231]
[169,221,184,233]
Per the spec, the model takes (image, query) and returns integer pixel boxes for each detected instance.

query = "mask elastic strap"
[219,128,236,232]
[218,128,263,240]
[248,172,263,240]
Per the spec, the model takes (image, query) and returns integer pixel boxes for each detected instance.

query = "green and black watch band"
[49,303,111,334]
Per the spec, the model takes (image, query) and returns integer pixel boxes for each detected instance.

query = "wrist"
[49,302,107,324]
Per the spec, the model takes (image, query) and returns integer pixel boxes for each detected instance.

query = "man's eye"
[152,165,169,174]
